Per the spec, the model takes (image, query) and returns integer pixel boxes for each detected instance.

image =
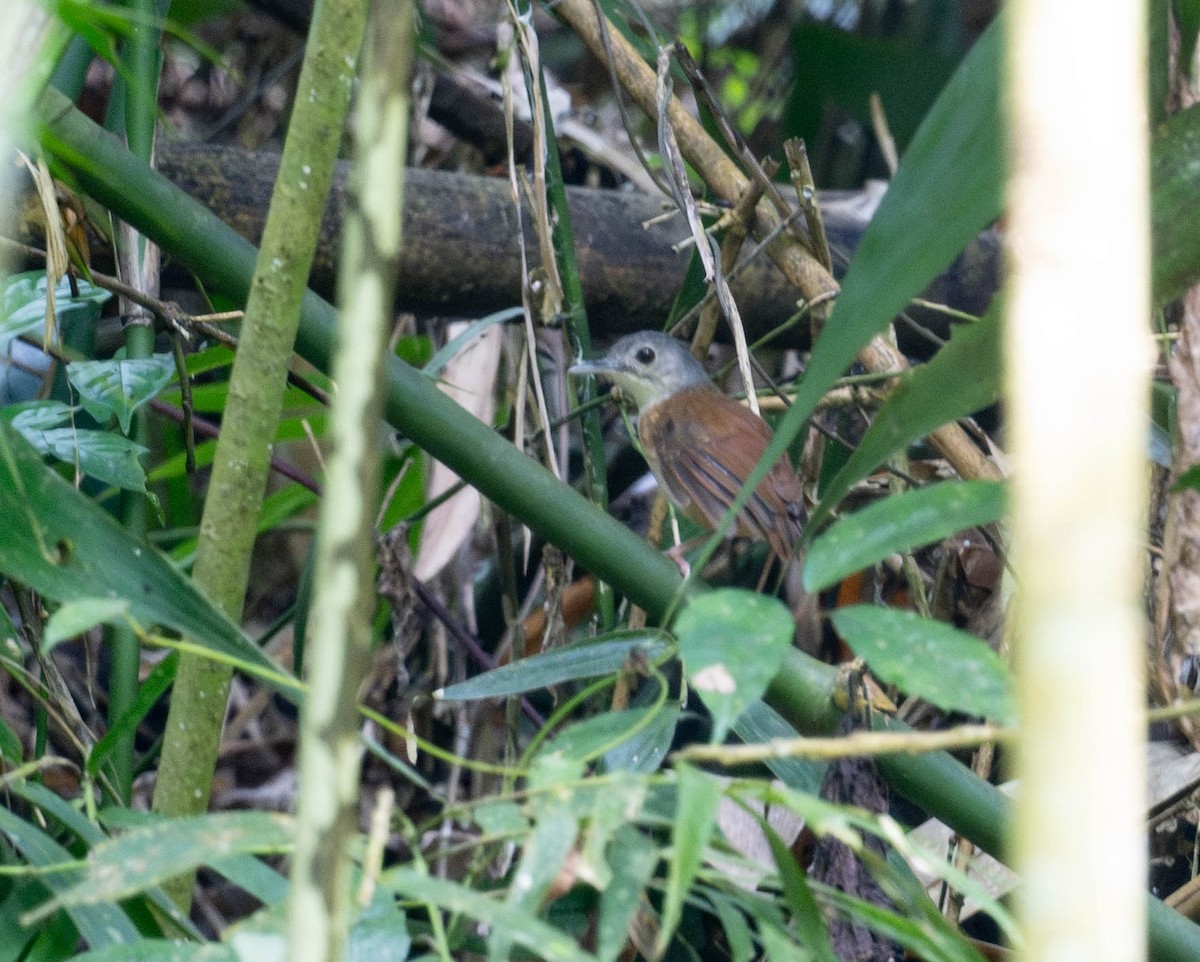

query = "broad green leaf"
[731,700,826,795]
[596,825,658,962]
[23,426,149,492]
[436,631,674,701]
[44,597,130,647]
[0,272,110,348]
[805,480,1006,592]
[24,812,292,923]
[657,764,720,957]
[831,606,1013,723]
[382,868,598,962]
[0,422,279,677]
[67,353,176,434]
[675,590,793,743]
[1174,463,1200,492]
[4,399,74,432]
[1152,103,1200,303]
[810,300,1002,531]
[756,918,811,962]
[0,806,139,948]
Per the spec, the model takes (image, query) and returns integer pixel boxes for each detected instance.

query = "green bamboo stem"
[143,0,365,908]
[286,2,410,959]
[34,92,1200,959]
[103,0,165,805]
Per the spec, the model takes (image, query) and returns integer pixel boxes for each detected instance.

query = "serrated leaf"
[67,353,176,434]
[675,590,793,743]
[831,606,1013,723]
[44,597,130,648]
[805,480,1006,592]
[810,300,1003,531]
[436,631,673,701]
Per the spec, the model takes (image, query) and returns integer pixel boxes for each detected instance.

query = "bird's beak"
[568,357,614,379]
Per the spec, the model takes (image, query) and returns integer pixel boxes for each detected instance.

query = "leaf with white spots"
[675,590,794,743]
[804,479,1006,592]
[831,605,1014,723]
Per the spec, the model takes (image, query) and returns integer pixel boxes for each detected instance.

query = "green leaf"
[830,605,1013,723]
[491,804,579,962]
[602,704,680,774]
[44,597,131,648]
[422,307,523,378]
[435,630,674,701]
[0,806,139,948]
[67,353,176,435]
[741,16,1004,543]
[22,426,149,492]
[657,764,720,957]
[382,869,598,962]
[805,480,1006,592]
[71,942,237,961]
[4,399,74,431]
[0,717,22,764]
[0,422,280,678]
[675,590,793,743]
[810,300,1002,531]
[1177,0,1200,78]
[762,815,837,962]
[596,825,658,962]
[538,707,670,769]
[1174,463,1200,492]
[23,812,292,923]
[87,654,178,779]
[1,272,110,348]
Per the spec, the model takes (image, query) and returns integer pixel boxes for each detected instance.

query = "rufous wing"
[638,386,804,559]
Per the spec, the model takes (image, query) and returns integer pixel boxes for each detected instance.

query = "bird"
[570,331,805,563]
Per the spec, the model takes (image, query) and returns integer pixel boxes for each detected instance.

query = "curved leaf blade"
[805,479,1006,592]
[435,631,673,701]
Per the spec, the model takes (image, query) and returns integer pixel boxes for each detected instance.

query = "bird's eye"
[635,346,656,365]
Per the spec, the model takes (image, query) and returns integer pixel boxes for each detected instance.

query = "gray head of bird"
[569,331,711,413]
